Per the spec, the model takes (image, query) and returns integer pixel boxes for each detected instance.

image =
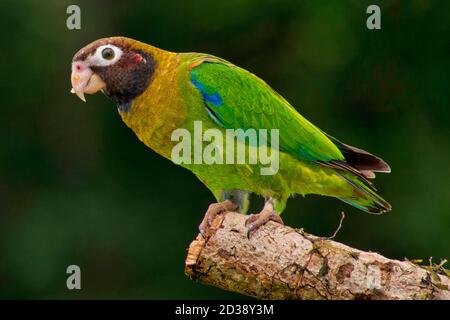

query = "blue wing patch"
[203,91,222,106]
[191,76,223,107]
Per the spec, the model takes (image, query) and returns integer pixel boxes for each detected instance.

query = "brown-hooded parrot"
[70,37,391,238]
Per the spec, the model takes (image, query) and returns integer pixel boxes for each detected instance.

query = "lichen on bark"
[185,211,450,300]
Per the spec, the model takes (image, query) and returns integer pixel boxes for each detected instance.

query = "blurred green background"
[0,0,449,299]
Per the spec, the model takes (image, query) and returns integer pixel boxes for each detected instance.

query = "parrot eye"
[89,44,123,67]
[101,48,115,60]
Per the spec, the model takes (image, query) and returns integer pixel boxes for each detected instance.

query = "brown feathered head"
[71,37,155,111]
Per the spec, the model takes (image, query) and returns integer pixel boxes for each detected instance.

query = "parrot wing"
[189,58,344,163]
[188,57,391,213]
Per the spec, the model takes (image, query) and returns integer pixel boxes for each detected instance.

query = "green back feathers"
[188,58,391,214]
[189,59,344,163]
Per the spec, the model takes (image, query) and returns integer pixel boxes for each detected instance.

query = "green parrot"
[70,37,391,237]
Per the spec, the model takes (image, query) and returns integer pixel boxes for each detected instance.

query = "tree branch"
[185,211,450,300]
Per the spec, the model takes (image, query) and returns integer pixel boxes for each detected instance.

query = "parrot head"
[70,37,155,110]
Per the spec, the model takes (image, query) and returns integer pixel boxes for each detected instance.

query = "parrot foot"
[245,201,284,239]
[199,200,238,239]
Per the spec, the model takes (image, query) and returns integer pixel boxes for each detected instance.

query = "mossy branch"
[185,211,450,300]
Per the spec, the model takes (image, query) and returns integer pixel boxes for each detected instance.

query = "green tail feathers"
[337,173,392,214]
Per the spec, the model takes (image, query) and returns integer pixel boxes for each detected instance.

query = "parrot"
[70,37,391,238]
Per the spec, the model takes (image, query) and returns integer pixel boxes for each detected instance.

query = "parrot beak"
[71,61,106,102]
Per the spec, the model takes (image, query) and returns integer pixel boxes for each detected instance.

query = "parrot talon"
[199,200,238,239]
[245,203,284,239]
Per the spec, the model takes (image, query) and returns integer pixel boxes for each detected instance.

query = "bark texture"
[185,211,450,300]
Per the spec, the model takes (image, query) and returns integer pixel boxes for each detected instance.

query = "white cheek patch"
[86,44,123,67]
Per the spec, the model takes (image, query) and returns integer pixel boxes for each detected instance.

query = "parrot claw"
[199,200,238,239]
[245,208,284,239]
